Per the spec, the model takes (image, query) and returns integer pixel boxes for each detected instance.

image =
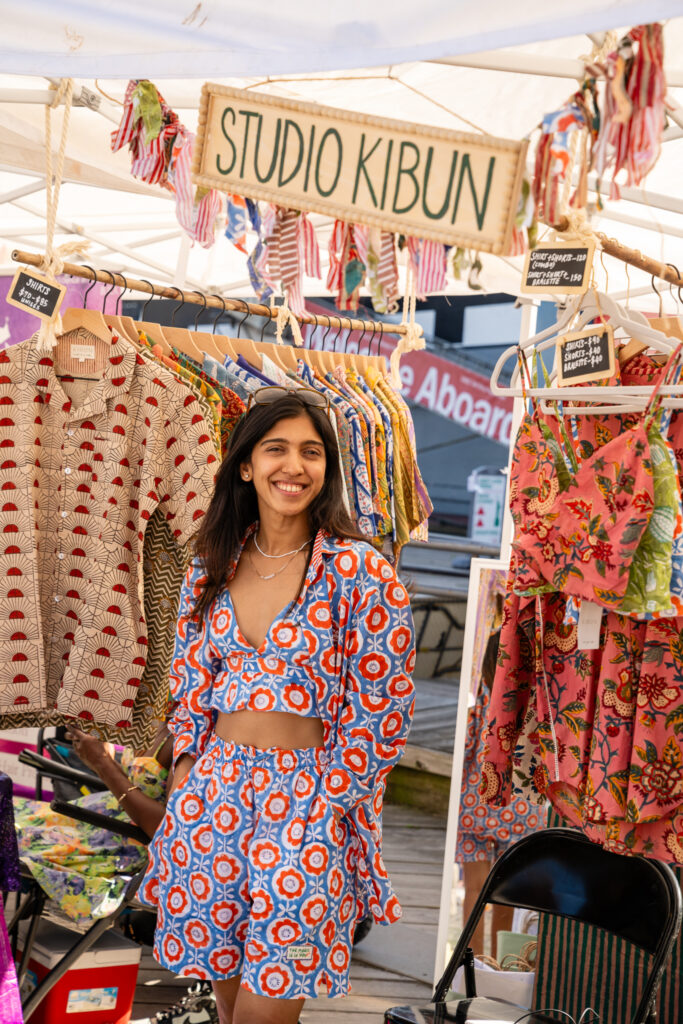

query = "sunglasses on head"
[244,385,331,415]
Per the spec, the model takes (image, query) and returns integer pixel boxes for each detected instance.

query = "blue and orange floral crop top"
[200,585,323,718]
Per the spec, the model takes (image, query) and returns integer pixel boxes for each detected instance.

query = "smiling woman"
[140,390,416,1024]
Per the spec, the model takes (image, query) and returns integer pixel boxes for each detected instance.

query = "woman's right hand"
[167,753,195,798]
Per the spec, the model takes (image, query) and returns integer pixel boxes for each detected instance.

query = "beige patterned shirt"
[0,333,217,729]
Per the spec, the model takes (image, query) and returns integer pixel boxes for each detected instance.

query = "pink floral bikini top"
[508,347,678,609]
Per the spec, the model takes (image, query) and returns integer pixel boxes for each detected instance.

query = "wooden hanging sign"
[5,268,65,321]
[556,325,615,385]
[520,242,595,294]
[192,83,528,254]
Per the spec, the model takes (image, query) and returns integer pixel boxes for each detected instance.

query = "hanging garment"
[0,334,217,731]
[507,356,665,609]
[297,362,375,536]
[130,509,190,754]
[483,580,683,862]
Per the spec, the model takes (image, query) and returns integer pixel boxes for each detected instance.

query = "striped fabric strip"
[300,213,322,280]
[406,237,447,298]
[262,207,321,315]
[353,224,370,267]
[377,232,399,314]
[110,80,137,152]
[326,219,345,296]
[169,127,222,247]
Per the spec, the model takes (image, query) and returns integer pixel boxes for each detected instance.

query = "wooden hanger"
[189,295,234,362]
[58,265,111,345]
[259,341,298,373]
[156,289,204,362]
[213,334,238,361]
[181,291,226,362]
[226,299,262,370]
[649,268,683,344]
[93,271,138,349]
[128,278,173,355]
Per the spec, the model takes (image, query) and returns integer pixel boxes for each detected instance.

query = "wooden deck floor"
[131,804,446,1023]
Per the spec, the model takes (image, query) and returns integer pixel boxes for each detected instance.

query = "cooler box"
[17,918,142,1024]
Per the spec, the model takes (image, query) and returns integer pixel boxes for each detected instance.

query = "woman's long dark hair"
[191,394,361,622]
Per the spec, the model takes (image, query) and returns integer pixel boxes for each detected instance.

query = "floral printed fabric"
[167,525,416,921]
[482,589,683,863]
[484,350,683,863]
[509,406,655,609]
[14,755,167,923]
[619,423,677,616]
[142,738,360,995]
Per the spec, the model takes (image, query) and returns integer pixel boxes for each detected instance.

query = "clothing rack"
[11,249,410,340]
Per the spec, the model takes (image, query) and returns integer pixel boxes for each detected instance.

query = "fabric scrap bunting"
[532,101,587,225]
[112,80,222,247]
[405,237,447,299]
[593,24,666,197]
[169,127,223,248]
[225,195,250,252]
[261,206,321,314]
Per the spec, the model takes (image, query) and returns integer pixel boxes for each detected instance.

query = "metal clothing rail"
[11,248,410,339]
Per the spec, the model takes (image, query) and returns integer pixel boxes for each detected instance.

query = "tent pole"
[546,219,683,288]
[10,248,410,338]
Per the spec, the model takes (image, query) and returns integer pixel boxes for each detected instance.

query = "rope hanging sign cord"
[10,248,413,341]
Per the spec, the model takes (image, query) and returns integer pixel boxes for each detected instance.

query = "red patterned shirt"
[0,334,217,730]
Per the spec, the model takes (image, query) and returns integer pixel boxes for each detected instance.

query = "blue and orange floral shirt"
[168,524,415,922]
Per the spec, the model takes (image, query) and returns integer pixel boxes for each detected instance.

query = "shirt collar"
[25,331,137,416]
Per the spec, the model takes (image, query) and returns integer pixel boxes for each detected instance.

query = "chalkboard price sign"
[520,242,595,295]
[556,325,615,386]
[6,269,65,321]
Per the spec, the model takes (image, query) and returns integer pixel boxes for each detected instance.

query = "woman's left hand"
[65,724,111,775]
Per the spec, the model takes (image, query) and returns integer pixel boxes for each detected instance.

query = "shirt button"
[61,511,67,519]
[53,595,61,603]
[57,553,65,560]
[64,467,72,475]
[67,429,74,437]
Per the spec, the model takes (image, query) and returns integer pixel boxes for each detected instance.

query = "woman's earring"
[242,471,251,481]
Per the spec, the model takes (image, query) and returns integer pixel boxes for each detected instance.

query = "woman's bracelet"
[116,784,140,806]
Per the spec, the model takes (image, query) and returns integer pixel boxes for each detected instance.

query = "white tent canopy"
[3,1,683,78]
[0,9,682,311]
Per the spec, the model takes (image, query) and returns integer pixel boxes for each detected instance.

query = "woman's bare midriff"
[215,709,324,749]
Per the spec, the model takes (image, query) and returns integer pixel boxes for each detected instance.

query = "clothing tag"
[70,343,96,362]
[577,600,602,649]
[286,945,314,961]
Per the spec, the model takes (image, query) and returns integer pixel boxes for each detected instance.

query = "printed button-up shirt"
[0,334,217,729]
[169,525,415,922]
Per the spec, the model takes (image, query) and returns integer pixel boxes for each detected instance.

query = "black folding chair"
[384,828,682,1024]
